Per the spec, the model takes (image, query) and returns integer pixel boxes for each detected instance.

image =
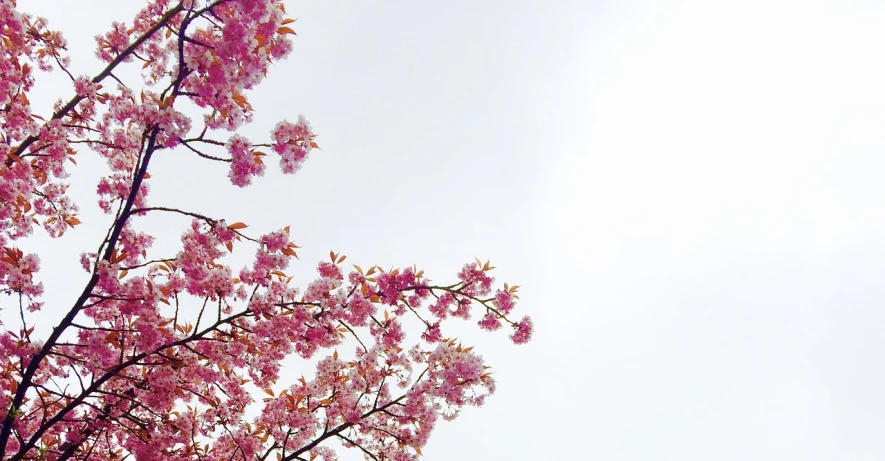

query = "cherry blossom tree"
[0,1,532,460]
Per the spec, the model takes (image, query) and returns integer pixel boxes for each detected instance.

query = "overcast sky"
[15,0,885,459]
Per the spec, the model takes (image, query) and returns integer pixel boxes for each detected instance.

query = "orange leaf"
[160,95,175,109]
[228,222,248,230]
[277,26,296,35]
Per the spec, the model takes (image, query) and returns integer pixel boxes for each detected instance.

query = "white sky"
[13,0,885,459]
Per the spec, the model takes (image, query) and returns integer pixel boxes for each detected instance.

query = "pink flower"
[478,313,502,331]
[73,76,98,97]
[260,229,290,252]
[421,323,443,343]
[94,21,130,62]
[493,289,515,314]
[227,135,265,187]
[271,116,315,174]
[510,315,534,344]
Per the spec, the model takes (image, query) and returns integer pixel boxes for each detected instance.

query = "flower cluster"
[227,135,265,187]
[272,116,316,174]
[181,0,294,130]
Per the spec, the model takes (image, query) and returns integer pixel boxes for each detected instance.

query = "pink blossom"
[493,289,515,314]
[73,76,98,98]
[272,116,315,174]
[227,135,265,187]
[422,322,443,343]
[478,312,502,331]
[510,315,534,344]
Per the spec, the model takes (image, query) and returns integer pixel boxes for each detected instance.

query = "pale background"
[11,0,885,459]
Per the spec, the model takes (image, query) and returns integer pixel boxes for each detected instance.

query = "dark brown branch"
[282,396,405,461]
[179,138,231,162]
[337,433,379,461]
